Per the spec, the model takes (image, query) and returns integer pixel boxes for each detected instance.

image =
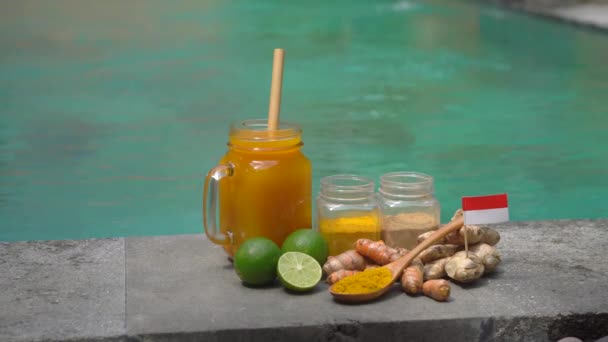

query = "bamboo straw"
[267,48,285,130]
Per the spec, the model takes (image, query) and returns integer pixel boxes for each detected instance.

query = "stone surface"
[0,238,126,342]
[492,0,608,30]
[551,4,608,29]
[126,219,608,342]
[2,220,607,341]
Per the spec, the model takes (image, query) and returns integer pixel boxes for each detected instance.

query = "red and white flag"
[462,193,509,225]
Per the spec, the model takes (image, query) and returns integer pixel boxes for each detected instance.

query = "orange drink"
[203,119,312,257]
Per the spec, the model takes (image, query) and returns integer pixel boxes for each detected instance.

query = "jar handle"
[203,163,234,245]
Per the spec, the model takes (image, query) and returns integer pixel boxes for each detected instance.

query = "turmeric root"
[355,239,407,265]
[423,257,450,281]
[423,279,451,302]
[364,263,380,270]
[445,252,484,283]
[469,243,501,273]
[418,244,461,264]
[322,250,366,275]
[326,270,360,285]
[401,258,423,295]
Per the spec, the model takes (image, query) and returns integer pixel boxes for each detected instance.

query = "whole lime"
[281,229,329,265]
[233,237,282,286]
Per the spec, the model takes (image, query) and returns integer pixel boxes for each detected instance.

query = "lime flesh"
[277,252,322,292]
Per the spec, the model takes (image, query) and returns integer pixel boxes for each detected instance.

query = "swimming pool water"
[1,0,607,241]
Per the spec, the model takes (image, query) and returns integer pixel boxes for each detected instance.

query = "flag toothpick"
[461,193,509,260]
[462,193,509,226]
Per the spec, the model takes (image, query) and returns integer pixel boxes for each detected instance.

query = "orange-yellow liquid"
[218,135,311,257]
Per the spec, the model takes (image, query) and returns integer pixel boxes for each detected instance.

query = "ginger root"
[445,252,485,283]
[451,209,464,221]
[423,257,450,281]
[444,225,484,245]
[417,231,445,246]
[417,226,494,246]
[322,250,366,275]
[480,227,500,246]
[408,211,503,301]
[448,209,500,246]
[425,224,500,246]
[418,244,461,264]
[469,243,501,273]
[401,258,423,295]
[355,239,407,265]
[423,279,451,302]
[326,270,360,285]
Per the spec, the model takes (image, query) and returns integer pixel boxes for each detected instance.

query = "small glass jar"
[378,171,440,249]
[316,174,381,256]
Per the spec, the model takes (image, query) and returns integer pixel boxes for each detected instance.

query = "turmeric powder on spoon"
[331,267,393,295]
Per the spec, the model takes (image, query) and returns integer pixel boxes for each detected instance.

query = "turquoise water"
[1,0,607,241]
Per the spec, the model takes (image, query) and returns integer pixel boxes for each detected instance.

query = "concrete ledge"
[2,219,608,341]
[0,239,126,342]
[488,0,608,31]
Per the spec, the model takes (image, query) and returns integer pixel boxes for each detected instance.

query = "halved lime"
[277,252,322,292]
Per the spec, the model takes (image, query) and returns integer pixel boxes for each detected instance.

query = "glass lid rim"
[231,119,302,132]
[320,174,375,190]
[380,171,433,186]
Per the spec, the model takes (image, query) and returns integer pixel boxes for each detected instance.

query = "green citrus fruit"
[281,229,329,265]
[277,252,322,292]
[233,237,282,286]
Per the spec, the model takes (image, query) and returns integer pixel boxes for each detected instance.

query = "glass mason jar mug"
[316,175,381,256]
[203,119,312,257]
[378,171,440,249]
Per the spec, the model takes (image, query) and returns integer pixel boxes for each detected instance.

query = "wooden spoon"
[329,216,464,303]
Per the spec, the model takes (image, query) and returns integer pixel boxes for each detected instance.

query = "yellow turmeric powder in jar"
[332,267,393,294]
[319,212,380,256]
[317,175,380,256]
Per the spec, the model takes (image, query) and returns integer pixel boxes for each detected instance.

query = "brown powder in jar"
[382,212,439,249]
